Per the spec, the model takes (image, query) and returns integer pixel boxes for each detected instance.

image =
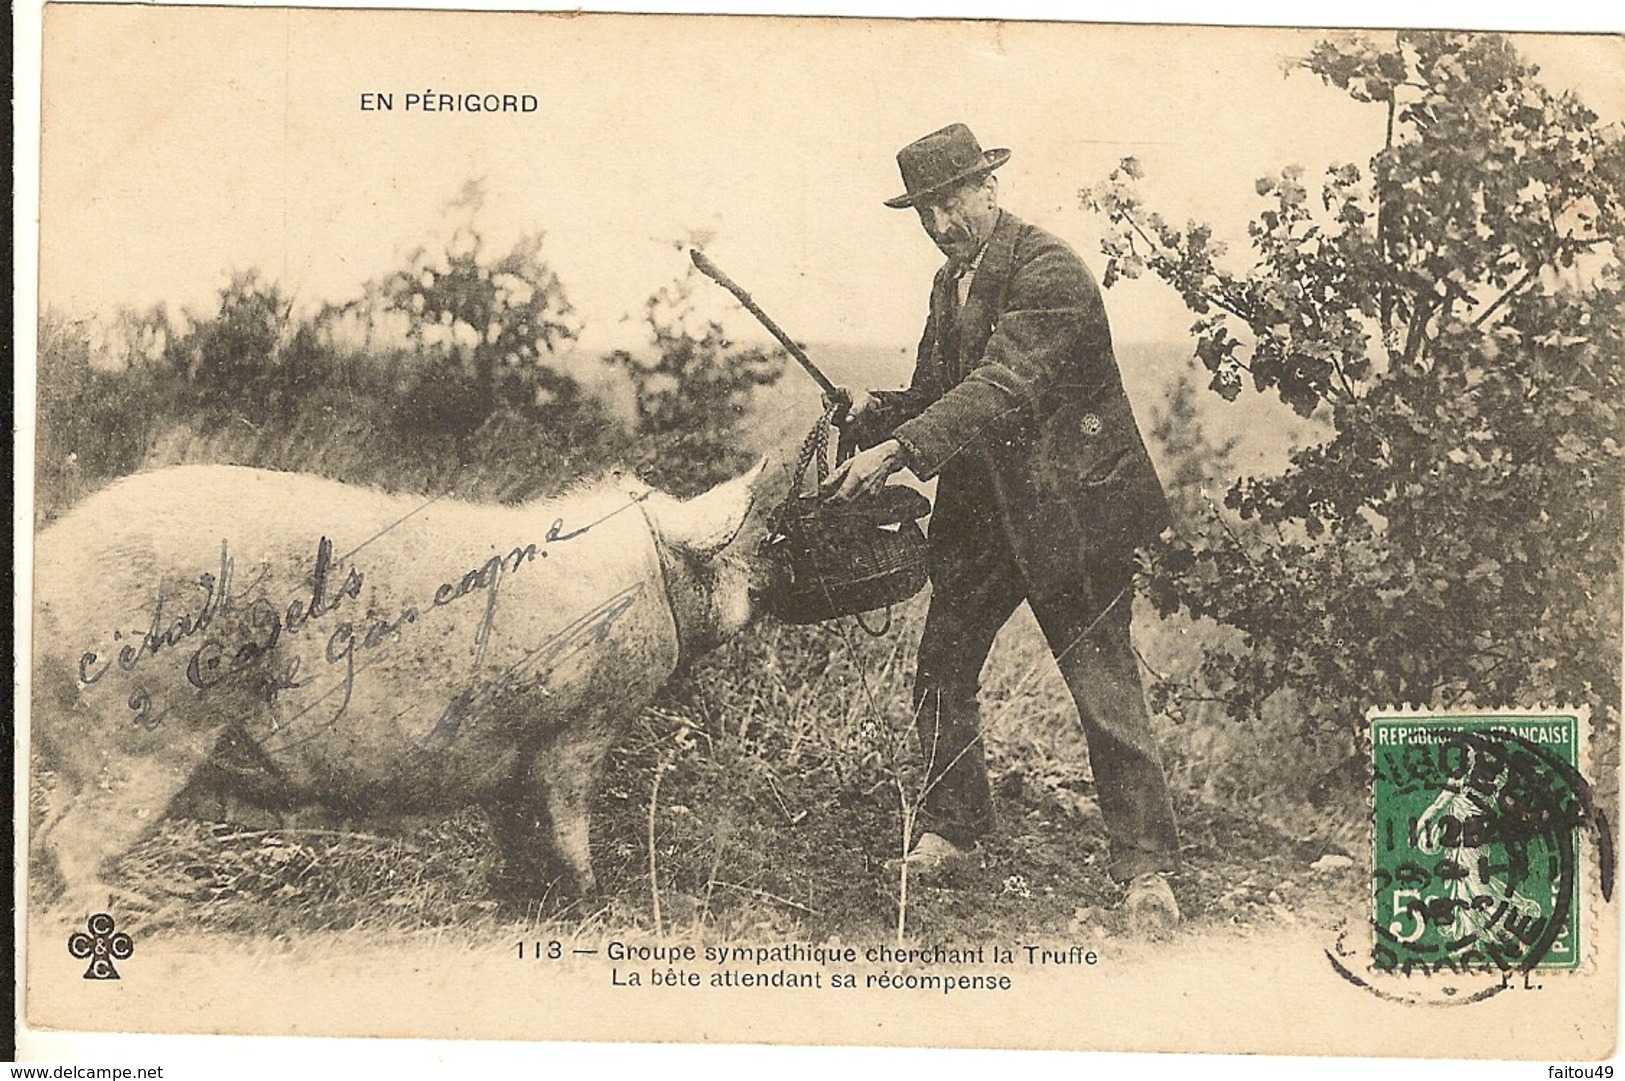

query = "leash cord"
[788,405,897,639]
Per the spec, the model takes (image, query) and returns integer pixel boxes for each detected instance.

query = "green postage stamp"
[1367,709,1604,978]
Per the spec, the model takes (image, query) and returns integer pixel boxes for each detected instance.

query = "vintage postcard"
[15,2,1624,1069]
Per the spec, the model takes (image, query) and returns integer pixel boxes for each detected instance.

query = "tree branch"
[1401,291,1438,365]
[1470,267,1540,330]
[1331,356,1362,402]
[1119,210,1255,323]
[1379,51,1400,361]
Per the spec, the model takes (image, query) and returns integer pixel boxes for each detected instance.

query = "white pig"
[30,460,773,916]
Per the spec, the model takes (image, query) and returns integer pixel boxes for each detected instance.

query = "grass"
[39,591,1361,949]
[29,321,1367,947]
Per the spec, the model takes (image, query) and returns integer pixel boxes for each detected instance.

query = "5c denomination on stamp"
[1367,709,1611,981]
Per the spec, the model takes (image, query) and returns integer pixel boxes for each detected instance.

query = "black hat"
[884,123,1011,209]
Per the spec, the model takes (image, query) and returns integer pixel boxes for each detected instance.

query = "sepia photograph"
[15,1,1624,1067]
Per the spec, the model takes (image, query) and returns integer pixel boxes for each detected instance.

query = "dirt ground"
[30,775,1619,1058]
[69,776,1365,944]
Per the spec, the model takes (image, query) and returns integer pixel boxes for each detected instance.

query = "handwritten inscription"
[184,536,366,693]
[73,499,644,747]
[422,582,644,746]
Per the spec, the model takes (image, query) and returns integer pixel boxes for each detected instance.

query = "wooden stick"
[690,249,842,400]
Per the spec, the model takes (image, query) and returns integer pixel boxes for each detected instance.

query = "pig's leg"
[35,746,210,922]
[485,783,565,897]
[530,727,618,898]
[487,722,617,902]
[31,657,227,923]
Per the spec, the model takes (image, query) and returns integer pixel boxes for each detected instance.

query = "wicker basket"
[757,414,933,625]
[761,486,931,624]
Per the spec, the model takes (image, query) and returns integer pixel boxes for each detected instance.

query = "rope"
[789,400,846,496]
[793,405,904,638]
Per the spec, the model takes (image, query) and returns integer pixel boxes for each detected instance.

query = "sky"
[37,10,1623,362]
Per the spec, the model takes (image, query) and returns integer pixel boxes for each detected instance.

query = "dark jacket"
[868,210,1170,586]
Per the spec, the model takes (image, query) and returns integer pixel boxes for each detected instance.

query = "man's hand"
[821,439,909,504]
[824,387,881,428]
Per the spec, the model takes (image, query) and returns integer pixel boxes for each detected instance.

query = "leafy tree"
[1083,31,1624,760]
[185,270,292,399]
[89,302,177,375]
[379,182,583,438]
[607,256,785,495]
[36,276,305,520]
[34,314,161,523]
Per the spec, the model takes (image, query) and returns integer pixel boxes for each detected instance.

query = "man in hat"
[822,122,1181,929]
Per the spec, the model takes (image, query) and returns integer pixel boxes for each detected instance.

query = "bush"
[1084,31,1624,792]
[35,314,161,525]
[607,264,785,496]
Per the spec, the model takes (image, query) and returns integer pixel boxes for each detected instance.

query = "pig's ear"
[662,457,770,559]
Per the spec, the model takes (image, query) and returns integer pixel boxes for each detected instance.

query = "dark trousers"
[912,515,1181,883]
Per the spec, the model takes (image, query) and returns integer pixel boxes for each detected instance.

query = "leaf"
[1075,28,1625,755]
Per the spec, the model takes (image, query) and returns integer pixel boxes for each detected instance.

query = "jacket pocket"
[1037,397,1137,492]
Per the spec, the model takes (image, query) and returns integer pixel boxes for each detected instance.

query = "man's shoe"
[886,832,974,877]
[1123,872,1181,938]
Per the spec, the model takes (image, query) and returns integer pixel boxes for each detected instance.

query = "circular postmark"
[1328,717,1613,1006]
